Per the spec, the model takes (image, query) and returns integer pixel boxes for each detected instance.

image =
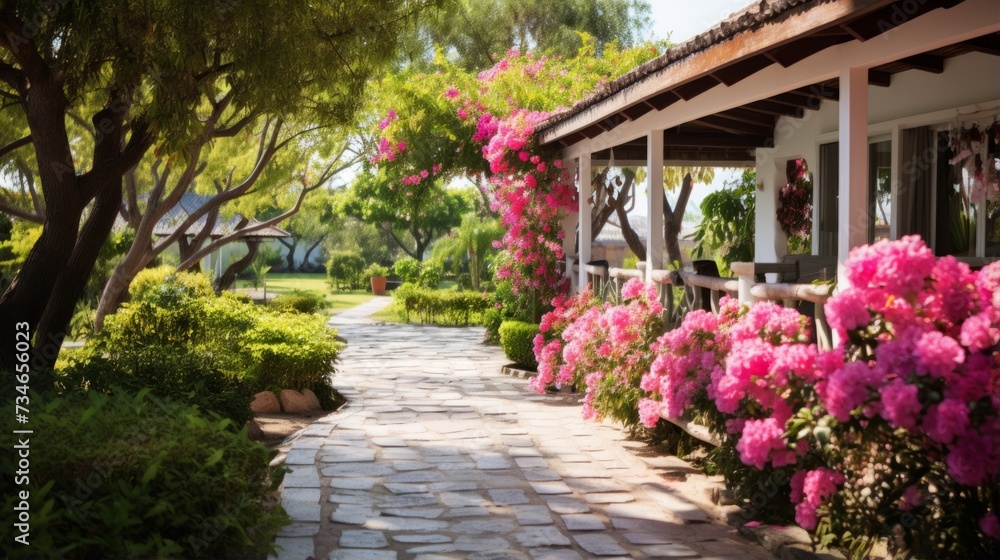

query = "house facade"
[537,0,1000,295]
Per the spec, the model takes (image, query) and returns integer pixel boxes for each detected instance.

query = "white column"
[578,152,592,290]
[837,66,869,286]
[646,130,664,282]
[561,211,579,282]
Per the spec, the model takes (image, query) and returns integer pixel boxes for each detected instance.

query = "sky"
[647,0,749,43]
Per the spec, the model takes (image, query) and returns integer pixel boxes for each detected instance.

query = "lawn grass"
[236,273,373,314]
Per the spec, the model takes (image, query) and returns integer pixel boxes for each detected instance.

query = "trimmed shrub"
[130,265,213,304]
[499,320,539,369]
[0,391,287,558]
[269,290,330,314]
[242,312,341,393]
[326,250,366,290]
[392,284,490,325]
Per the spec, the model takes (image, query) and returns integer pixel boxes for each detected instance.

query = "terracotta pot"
[370,276,387,295]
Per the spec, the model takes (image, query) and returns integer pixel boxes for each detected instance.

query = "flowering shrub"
[776,158,812,254]
[366,40,660,313]
[556,237,998,557]
[532,279,662,428]
[794,236,1000,557]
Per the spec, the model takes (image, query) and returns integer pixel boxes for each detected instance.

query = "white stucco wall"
[754,51,1000,263]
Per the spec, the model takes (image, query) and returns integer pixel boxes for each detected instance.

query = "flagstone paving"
[271,297,772,560]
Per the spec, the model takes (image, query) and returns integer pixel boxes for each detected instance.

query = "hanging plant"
[777,158,812,254]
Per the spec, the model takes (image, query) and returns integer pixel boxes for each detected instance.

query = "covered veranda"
[538,0,1000,345]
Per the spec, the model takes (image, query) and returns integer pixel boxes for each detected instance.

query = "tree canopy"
[0,0,437,369]
[396,0,652,69]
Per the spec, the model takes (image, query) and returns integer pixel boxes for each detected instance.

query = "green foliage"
[130,266,214,304]
[0,391,287,559]
[432,213,504,290]
[498,320,539,369]
[326,250,366,291]
[76,276,342,404]
[364,263,390,278]
[693,169,756,275]
[324,216,398,268]
[392,257,422,283]
[241,311,342,392]
[396,0,653,70]
[392,283,491,325]
[483,307,506,344]
[419,259,444,288]
[0,221,41,288]
[61,346,255,428]
[269,290,331,314]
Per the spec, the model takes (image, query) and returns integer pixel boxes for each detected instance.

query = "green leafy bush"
[392,257,421,283]
[0,391,287,558]
[483,307,505,344]
[130,265,213,304]
[326,250,366,290]
[72,279,342,414]
[418,259,443,288]
[364,263,389,278]
[499,320,539,369]
[61,345,255,427]
[269,290,330,314]
[242,312,342,392]
[392,284,490,325]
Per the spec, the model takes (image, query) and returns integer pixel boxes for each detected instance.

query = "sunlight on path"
[271,302,771,560]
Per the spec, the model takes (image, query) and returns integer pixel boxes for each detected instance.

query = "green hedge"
[392,283,491,325]
[268,289,330,314]
[0,391,287,558]
[499,320,539,370]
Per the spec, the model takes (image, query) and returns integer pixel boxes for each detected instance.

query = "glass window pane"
[869,140,892,243]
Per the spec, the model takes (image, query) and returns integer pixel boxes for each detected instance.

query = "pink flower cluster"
[478,109,577,298]
[819,236,1000,487]
[532,279,662,423]
[790,468,845,530]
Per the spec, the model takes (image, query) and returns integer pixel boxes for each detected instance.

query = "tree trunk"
[0,84,82,371]
[216,239,260,293]
[614,194,647,261]
[34,183,124,370]
[301,236,325,271]
[284,238,299,272]
[662,173,694,266]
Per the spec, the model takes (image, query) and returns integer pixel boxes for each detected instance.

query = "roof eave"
[536,0,896,146]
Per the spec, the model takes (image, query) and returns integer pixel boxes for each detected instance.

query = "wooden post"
[578,152,592,290]
[646,130,665,282]
[837,66,869,286]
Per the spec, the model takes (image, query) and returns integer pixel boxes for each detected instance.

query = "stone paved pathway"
[271,297,771,560]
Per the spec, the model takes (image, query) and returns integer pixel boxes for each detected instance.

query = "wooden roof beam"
[716,107,777,127]
[693,115,774,137]
[960,34,1000,56]
[840,0,964,42]
[897,53,945,73]
[646,91,681,110]
[663,133,772,148]
[673,76,720,101]
[743,100,806,118]
[709,55,776,86]
[869,69,892,87]
[793,84,839,101]
[619,103,653,121]
[764,35,852,67]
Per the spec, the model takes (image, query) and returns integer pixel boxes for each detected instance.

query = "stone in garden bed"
[251,391,280,413]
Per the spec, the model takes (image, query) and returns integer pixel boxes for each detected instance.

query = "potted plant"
[365,263,389,295]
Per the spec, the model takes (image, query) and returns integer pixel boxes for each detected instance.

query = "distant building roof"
[150,193,289,239]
